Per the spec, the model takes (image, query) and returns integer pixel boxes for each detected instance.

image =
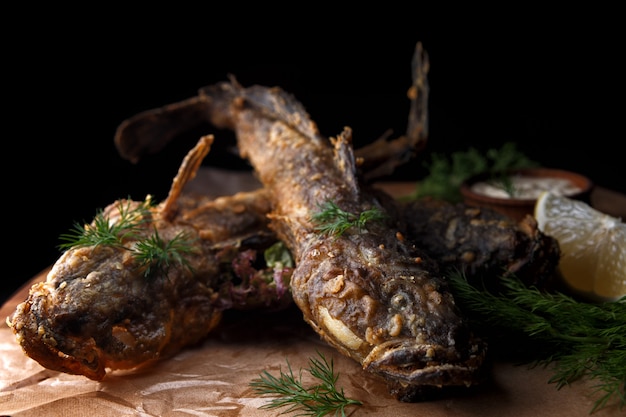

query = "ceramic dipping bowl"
[460,168,594,222]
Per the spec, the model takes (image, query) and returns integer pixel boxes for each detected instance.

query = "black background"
[3,10,623,304]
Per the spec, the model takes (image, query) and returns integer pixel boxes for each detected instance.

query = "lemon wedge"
[534,191,626,301]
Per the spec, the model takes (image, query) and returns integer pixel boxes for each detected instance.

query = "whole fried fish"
[7,135,292,380]
[9,42,564,392]
[116,43,487,401]
[399,197,561,290]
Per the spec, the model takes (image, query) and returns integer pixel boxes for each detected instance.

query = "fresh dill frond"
[487,175,517,197]
[58,198,153,251]
[57,196,196,279]
[412,142,538,202]
[311,200,387,237]
[133,228,197,278]
[486,142,538,173]
[250,350,362,417]
[448,271,626,414]
[58,211,124,250]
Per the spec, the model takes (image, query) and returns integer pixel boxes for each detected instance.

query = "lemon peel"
[534,191,626,301]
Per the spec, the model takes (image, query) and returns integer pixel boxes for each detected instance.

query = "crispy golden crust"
[8,138,290,380]
[10,245,224,380]
[33,42,495,398]
[197,77,487,399]
[110,43,487,399]
[399,197,560,289]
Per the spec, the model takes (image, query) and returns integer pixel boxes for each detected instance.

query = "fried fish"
[8,136,291,380]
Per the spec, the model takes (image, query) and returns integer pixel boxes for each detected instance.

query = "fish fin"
[114,95,212,164]
[404,41,430,153]
[159,135,213,221]
[331,127,360,198]
[355,41,430,181]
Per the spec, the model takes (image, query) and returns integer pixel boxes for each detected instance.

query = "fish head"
[9,281,108,380]
[8,246,153,381]
[293,236,487,399]
[361,271,488,399]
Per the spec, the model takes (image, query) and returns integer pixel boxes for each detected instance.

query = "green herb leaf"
[311,201,387,237]
[133,228,197,278]
[58,196,198,280]
[58,198,153,250]
[250,350,362,416]
[412,142,538,202]
[448,271,626,414]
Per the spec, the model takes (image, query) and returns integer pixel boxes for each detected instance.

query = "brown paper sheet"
[2,168,624,416]
[2,287,621,417]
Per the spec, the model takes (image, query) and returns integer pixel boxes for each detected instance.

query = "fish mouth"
[17,329,106,381]
[362,338,487,399]
[10,306,107,381]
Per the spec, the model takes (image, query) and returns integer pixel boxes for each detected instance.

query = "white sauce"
[470,176,582,199]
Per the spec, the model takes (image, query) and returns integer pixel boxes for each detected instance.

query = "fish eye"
[391,292,410,310]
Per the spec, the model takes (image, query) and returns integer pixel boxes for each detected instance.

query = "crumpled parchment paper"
[1,294,618,417]
[1,168,622,417]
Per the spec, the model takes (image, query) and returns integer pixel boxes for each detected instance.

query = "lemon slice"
[534,191,626,301]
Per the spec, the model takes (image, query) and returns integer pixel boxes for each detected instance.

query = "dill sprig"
[311,200,387,237]
[57,196,196,279]
[250,350,362,417]
[58,198,152,250]
[412,142,538,202]
[133,228,197,278]
[448,271,626,414]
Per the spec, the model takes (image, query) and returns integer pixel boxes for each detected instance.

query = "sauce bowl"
[460,168,594,222]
